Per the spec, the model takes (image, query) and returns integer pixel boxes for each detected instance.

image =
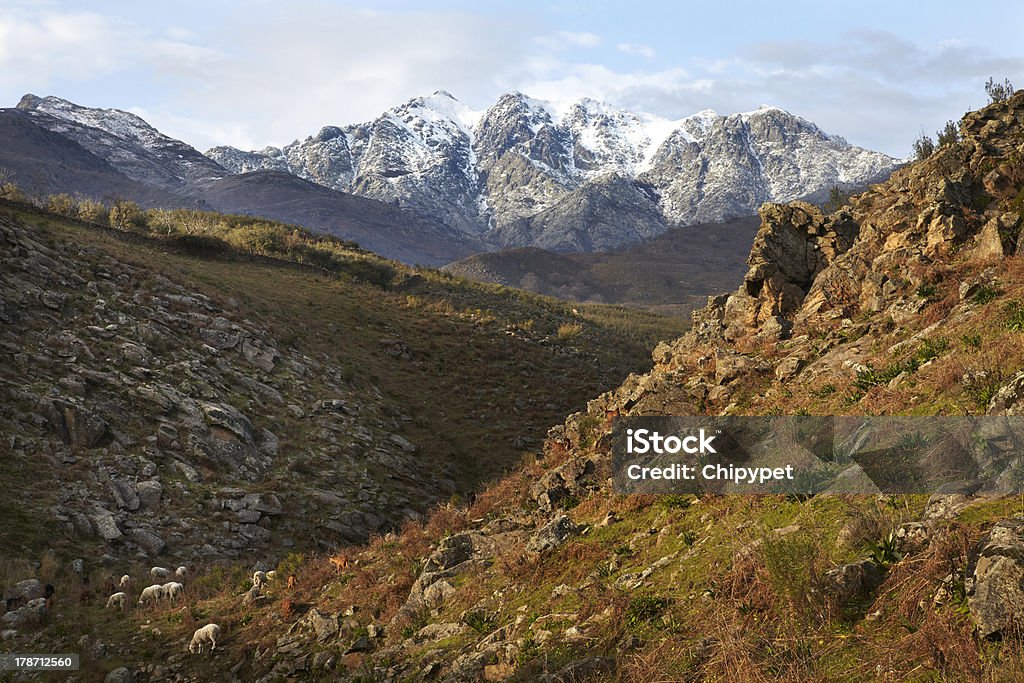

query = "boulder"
[45,398,108,448]
[823,558,884,605]
[527,515,581,552]
[970,518,1024,639]
[299,608,339,642]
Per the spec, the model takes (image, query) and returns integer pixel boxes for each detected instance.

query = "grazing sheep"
[105,592,127,610]
[138,584,164,605]
[287,574,296,589]
[252,571,268,590]
[119,575,132,589]
[265,570,277,581]
[162,582,184,603]
[188,623,221,654]
[150,567,172,580]
[175,566,187,579]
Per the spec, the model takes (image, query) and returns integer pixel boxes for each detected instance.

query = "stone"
[970,518,1024,639]
[45,398,108,448]
[415,622,465,643]
[527,515,581,552]
[824,558,884,605]
[300,608,339,642]
[9,580,43,601]
[1,598,47,627]
[128,528,165,556]
[103,667,135,683]
[89,511,123,541]
[135,480,162,509]
[108,479,140,511]
[422,579,455,608]
[424,533,475,572]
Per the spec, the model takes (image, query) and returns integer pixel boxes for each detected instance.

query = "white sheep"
[252,570,268,590]
[105,592,127,610]
[138,584,165,605]
[150,566,172,580]
[188,623,222,654]
[174,566,187,579]
[118,574,132,589]
[266,570,277,581]
[162,582,184,603]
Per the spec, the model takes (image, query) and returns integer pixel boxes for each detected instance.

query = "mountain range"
[2,92,902,264]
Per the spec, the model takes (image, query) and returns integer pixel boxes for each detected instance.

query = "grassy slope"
[0,202,693,680]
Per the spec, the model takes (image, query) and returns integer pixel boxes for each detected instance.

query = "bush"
[761,533,824,615]
[913,133,936,161]
[556,322,584,341]
[936,120,961,147]
[46,193,78,217]
[822,185,849,212]
[1005,300,1024,331]
[626,595,670,629]
[77,199,107,224]
[109,199,145,230]
[986,77,1015,104]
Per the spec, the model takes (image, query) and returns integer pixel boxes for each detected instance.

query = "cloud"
[0,5,1020,158]
[0,8,133,85]
[617,42,656,59]
[556,31,602,48]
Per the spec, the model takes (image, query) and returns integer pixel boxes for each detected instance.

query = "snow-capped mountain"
[16,94,227,191]
[4,91,900,259]
[207,91,900,250]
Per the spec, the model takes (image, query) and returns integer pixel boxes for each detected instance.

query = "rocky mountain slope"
[207,91,900,251]
[0,196,684,576]
[5,92,1014,681]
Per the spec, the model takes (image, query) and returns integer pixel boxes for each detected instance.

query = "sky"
[1,0,1023,157]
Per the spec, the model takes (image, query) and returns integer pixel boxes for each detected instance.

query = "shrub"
[626,595,670,629]
[986,77,1015,104]
[109,199,145,230]
[972,284,1002,305]
[761,533,825,616]
[556,322,584,341]
[913,133,936,161]
[77,199,107,224]
[46,193,78,217]
[822,185,849,212]
[961,333,982,349]
[936,120,961,147]
[1005,300,1024,331]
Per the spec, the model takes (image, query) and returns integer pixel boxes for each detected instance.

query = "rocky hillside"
[3,91,1020,681]
[0,196,684,578]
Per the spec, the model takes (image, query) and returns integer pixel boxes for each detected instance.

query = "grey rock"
[970,518,1024,638]
[1,598,47,627]
[528,515,581,552]
[135,480,162,509]
[127,528,165,556]
[45,398,108,448]
[103,666,135,683]
[824,558,884,605]
[299,608,339,642]
[89,511,123,541]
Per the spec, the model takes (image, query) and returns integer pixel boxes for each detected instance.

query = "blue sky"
[2,0,1022,156]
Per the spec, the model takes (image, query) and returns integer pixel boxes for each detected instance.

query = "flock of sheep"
[101,565,277,655]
